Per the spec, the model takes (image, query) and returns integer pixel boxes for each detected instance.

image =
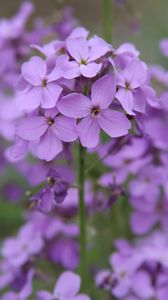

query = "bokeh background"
[1,0,168,65]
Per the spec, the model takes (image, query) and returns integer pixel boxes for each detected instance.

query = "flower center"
[80,59,87,65]
[125,81,131,90]
[42,79,47,88]
[47,118,54,126]
[91,106,101,117]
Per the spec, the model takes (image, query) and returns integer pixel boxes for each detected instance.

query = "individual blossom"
[1,223,43,268]
[129,195,168,235]
[29,167,73,213]
[16,108,78,161]
[128,164,166,202]
[1,270,34,300]
[65,35,109,78]
[17,56,63,110]
[58,75,131,148]
[37,271,90,300]
[115,58,148,115]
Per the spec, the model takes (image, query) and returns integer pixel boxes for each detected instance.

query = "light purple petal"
[66,37,89,63]
[130,212,158,235]
[16,117,47,141]
[91,75,116,109]
[52,116,78,142]
[88,36,110,61]
[1,292,17,300]
[133,88,146,113]
[37,291,53,300]
[41,83,62,109]
[116,87,135,115]
[53,271,81,299]
[78,116,100,148]
[80,62,102,78]
[57,93,91,118]
[21,56,47,86]
[37,128,63,161]
[131,271,154,299]
[62,61,80,79]
[97,109,131,138]
[16,87,43,111]
[70,295,91,300]
[123,59,147,89]
[5,140,28,162]
[19,270,34,299]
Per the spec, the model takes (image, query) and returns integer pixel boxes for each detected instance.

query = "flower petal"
[21,56,47,86]
[97,109,131,138]
[66,37,89,63]
[52,116,78,142]
[53,271,81,299]
[91,75,116,109]
[37,129,63,161]
[130,212,158,235]
[41,83,62,109]
[16,87,43,111]
[80,62,102,78]
[123,59,147,89]
[116,87,135,115]
[16,117,47,141]
[57,93,91,118]
[78,116,100,148]
[71,295,91,300]
[37,291,53,300]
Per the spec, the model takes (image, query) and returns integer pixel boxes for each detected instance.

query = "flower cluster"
[1,2,168,300]
[96,231,168,300]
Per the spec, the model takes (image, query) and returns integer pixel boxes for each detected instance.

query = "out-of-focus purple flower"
[1,269,34,300]
[58,75,130,148]
[128,164,165,202]
[130,195,168,234]
[54,6,78,40]
[1,223,44,267]
[160,38,168,57]
[48,238,79,269]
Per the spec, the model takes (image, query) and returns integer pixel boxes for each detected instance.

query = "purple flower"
[128,165,165,202]
[58,75,130,148]
[160,38,168,57]
[116,58,148,115]
[17,56,63,110]
[16,108,77,161]
[65,36,109,78]
[48,239,79,269]
[1,270,34,300]
[130,195,168,235]
[1,224,43,267]
[37,271,91,300]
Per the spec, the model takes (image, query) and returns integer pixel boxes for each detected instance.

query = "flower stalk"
[78,142,87,290]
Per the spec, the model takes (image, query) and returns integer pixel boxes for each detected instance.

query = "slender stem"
[103,0,112,43]
[78,143,87,289]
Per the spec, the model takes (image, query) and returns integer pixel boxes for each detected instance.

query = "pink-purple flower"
[58,75,131,147]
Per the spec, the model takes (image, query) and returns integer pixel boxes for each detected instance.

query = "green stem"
[78,143,87,289]
[103,0,112,43]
